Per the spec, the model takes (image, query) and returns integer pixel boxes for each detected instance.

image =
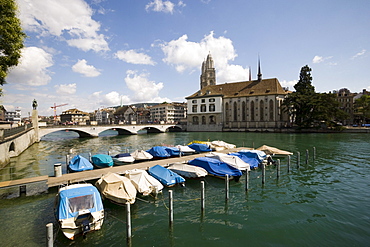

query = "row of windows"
[192,104,216,113]
[225,100,276,122]
[192,98,215,104]
[192,116,216,125]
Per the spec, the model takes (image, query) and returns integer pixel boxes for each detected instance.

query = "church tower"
[200,53,216,89]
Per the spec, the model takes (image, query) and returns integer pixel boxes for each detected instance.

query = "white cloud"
[114,50,155,65]
[312,55,332,64]
[145,0,175,14]
[55,83,77,95]
[352,49,366,59]
[280,80,297,91]
[72,59,101,77]
[17,0,109,52]
[7,47,53,86]
[159,31,249,82]
[125,70,169,102]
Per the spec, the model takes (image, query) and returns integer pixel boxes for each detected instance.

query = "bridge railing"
[1,123,33,140]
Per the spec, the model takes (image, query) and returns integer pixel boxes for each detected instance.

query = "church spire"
[257,56,262,81]
[200,52,216,89]
[249,66,252,81]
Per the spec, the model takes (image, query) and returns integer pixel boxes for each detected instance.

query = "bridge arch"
[9,142,15,152]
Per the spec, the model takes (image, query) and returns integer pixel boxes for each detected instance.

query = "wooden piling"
[297,151,300,169]
[200,181,205,212]
[126,202,132,245]
[313,147,316,161]
[305,149,309,164]
[277,159,280,178]
[245,171,249,191]
[287,155,291,173]
[46,223,53,247]
[262,163,265,184]
[225,175,229,200]
[169,190,173,226]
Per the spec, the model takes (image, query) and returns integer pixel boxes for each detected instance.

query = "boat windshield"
[68,194,94,213]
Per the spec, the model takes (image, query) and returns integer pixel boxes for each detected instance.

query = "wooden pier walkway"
[0,147,249,198]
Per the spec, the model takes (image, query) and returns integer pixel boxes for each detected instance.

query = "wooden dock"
[0,147,249,198]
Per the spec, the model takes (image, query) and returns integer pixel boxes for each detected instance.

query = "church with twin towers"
[186,53,290,132]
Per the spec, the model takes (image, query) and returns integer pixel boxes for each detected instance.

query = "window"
[192,105,197,113]
[260,100,264,121]
[251,101,255,121]
[269,99,274,121]
[233,102,238,121]
[201,104,206,112]
[225,102,229,122]
[209,115,216,124]
[209,104,215,112]
[201,99,205,103]
[192,116,199,124]
[192,100,197,103]
[242,101,246,121]
[209,98,215,102]
[202,116,206,125]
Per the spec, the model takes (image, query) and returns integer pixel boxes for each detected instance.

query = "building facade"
[60,108,89,125]
[186,54,290,132]
[150,102,187,124]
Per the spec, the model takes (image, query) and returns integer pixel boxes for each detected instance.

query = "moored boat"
[112,153,135,165]
[146,146,171,159]
[91,154,114,168]
[168,162,208,178]
[130,150,153,161]
[206,152,250,171]
[176,145,196,155]
[125,169,164,196]
[188,157,243,181]
[95,172,137,204]
[148,165,185,187]
[68,155,93,172]
[187,143,212,153]
[54,183,104,240]
[229,150,267,169]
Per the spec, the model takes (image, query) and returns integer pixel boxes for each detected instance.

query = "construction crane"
[51,103,68,124]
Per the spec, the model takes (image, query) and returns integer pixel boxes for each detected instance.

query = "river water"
[0,131,369,246]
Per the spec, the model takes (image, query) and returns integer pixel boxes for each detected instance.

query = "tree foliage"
[283,65,348,128]
[354,95,370,123]
[0,0,26,88]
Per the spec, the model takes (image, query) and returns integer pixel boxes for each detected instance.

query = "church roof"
[186,78,289,99]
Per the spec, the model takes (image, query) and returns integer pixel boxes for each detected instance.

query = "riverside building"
[186,53,290,132]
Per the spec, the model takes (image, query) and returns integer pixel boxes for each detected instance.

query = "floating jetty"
[0,147,248,199]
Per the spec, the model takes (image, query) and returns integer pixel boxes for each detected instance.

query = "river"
[0,130,369,246]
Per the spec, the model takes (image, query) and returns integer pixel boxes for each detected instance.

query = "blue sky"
[2,0,370,117]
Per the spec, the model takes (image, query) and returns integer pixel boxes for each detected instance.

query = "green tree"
[354,95,370,124]
[283,65,348,129]
[283,65,316,128]
[0,0,26,95]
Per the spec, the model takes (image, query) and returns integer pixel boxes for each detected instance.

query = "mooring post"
[89,152,92,163]
[287,155,291,173]
[65,154,70,173]
[262,163,265,184]
[200,181,205,212]
[126,202,132,245]
[306,149,309,164]
[297,151,300,169]
[46,223,53,247]
[225,174,229,201]
[313,147,316,161]
[245,171,249,191]
[54,163,62,177]
[169,190,173,226]
[277,159,280,178]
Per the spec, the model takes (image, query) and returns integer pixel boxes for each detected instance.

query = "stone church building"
[186,53,290,132]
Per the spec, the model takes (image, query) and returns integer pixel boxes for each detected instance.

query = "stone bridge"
[39,124,184,138]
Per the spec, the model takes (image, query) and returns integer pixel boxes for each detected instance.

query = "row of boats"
[55,142,293,240]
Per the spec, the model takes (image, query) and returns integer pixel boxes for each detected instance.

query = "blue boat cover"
[163,147,181,157]
[91,154,114,168]
[146,146,171,158]
[229,150,266,169]
[68,155,93,172]
[55,184,103,220]
[188,143,212,153]
[148,165,185,186]
[113,153,132,158]
[188,157,242,178]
